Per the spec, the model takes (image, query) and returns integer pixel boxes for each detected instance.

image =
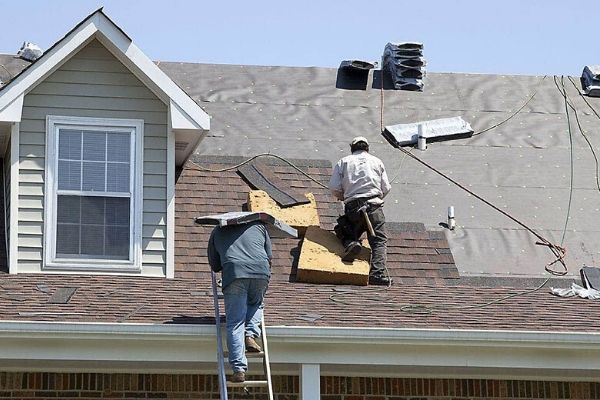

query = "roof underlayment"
[1,55,599,281]
[144,62,599,280]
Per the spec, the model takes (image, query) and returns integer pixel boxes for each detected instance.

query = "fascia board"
[270,326,600,349]
[0,94,24,122]
[169,100,201,130]
[1,321,600,376]
[93,15,210,131]
[2,321,600,348]
[0,11,210,132]
[0,21,97,112]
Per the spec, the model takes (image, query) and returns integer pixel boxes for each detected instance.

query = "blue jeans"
[223,278,269,373]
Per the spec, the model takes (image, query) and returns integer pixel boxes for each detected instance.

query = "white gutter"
[0,321,599,379]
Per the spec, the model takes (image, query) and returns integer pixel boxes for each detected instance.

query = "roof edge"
[0,9,210,130]
[0,321,598,378]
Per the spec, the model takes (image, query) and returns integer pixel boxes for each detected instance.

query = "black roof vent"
[339,60,376,71]
[582,66,600,97]
[382,42,426,91]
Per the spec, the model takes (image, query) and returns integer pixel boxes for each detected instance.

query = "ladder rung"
[227,380,268,388]
[223,351,265,359]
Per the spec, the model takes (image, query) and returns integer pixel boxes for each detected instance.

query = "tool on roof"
[357,204,375,237]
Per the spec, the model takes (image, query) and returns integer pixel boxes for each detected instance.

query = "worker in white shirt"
[329,136,392,286]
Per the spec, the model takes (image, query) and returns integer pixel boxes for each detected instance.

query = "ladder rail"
[261,313,275,400]
[211,271,228,400]
[211,272,274,399]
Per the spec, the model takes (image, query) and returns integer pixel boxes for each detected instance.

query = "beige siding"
[18,39,168,275]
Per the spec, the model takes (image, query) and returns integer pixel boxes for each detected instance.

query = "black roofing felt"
[2,38,600,281]
[159,63,600,280]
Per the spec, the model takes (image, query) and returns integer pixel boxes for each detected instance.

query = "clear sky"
[0,0,593,76]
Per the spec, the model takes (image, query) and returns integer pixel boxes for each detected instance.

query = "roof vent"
[339,60,376,71]
[382,42,426,91]
[582,66,600,97]
[17,42,43,62]
[383,116,473,147]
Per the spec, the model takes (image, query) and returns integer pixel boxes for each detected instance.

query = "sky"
[0,0,594,76]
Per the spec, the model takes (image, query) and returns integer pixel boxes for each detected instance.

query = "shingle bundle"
[582,66,600,97]
[382,42,426,91]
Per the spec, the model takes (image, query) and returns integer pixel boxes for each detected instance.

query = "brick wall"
[0,372,599,399]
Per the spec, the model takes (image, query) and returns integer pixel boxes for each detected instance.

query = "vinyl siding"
[3,143,11,265]
[18,39,168,275]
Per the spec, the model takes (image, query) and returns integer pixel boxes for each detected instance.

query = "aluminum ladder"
[211,271,274,400]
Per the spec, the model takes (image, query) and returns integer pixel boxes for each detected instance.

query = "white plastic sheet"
[550,283,600,300]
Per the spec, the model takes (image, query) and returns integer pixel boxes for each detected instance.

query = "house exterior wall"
[0,372,598,399]
[3,143,10,264]
[17,39,168,276]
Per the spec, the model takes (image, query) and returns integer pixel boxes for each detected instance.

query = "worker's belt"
[344,196,380,214]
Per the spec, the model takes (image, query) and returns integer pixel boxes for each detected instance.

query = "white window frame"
[44,115,143,272]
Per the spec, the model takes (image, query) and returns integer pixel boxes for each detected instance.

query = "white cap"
[350,136,369,146]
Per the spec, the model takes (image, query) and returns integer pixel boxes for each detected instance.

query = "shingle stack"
[382,42,426,91]
[582,66,600,97]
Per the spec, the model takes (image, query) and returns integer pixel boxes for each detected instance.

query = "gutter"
[0,321,599,378]
[0,320,599,347]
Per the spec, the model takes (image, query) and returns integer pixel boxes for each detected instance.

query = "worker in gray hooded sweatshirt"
[329,136,392,286]
[208,221,272,383]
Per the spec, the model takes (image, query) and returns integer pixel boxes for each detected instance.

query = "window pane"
[107,132,130,162]
[81,196,105,223]
[57,195,81,224]
[105,226,130,258]
[58,130,81,160]
[82,161,105,191]
[105,197,129,225]
[57,160,81,190]
[55,195,130,260]
[107,163,130,192]
[80,225,104,257]
[82,131,106,162]
[56,224,80,255]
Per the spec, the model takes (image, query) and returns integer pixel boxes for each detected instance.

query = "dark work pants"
[334,203,388,277]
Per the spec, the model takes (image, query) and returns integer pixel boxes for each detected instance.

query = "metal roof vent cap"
[17,42,43,62]
[417,124,427,150]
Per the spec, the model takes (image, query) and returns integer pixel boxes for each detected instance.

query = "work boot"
[245,336,262,353]
[369,274,393,286]
[230,371,245,383]
[341,241,361,262]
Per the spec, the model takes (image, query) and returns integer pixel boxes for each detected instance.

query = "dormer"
[0,9,210,278]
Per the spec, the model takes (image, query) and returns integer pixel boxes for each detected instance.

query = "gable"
[0,9,210,167]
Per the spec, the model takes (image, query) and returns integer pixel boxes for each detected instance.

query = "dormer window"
[44,116,143,271]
